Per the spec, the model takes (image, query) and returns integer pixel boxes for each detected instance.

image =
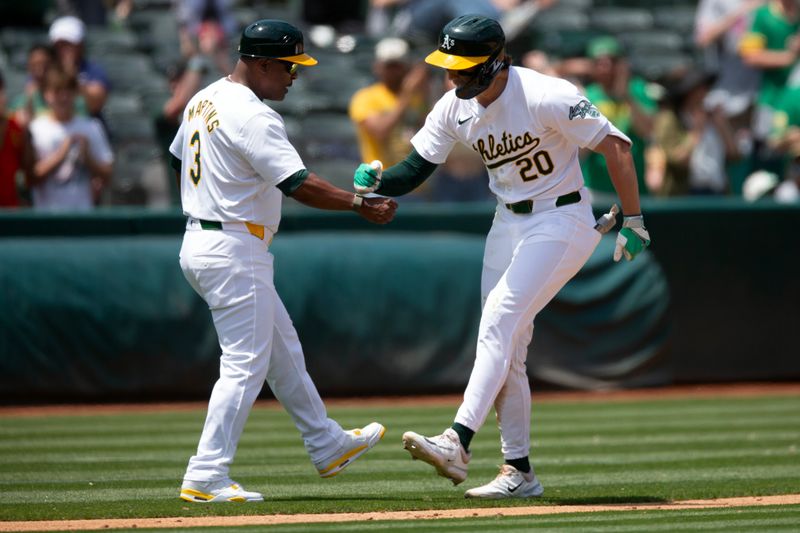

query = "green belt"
[198,220,223,230]
[505,190,581,214]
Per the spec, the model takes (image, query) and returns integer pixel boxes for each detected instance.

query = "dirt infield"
[1,495,799,531]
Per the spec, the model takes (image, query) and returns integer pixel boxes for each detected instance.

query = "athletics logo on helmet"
[442,34,455,51]
[238,19,318,66]
[425,15,506,99]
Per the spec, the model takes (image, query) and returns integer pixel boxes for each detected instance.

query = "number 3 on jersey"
[189,130,202,185]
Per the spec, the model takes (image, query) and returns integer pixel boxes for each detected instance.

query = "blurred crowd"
[2,0,800,210]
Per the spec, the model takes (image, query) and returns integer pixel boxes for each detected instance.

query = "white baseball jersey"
[169,77,305,232]
[410,66,631,467]
[411,66,630,204]
[176,75,354,484]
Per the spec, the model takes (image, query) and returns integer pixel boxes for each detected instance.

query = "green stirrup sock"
[505,457,531,474]
[451,422,474,452]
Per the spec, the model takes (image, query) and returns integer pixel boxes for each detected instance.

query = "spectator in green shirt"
[580,36,656,197]
[739,0,800,174]
[768,84,800,173]
[740,0,800,114]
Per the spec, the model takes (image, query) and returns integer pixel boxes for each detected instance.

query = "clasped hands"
[352,160,395,224]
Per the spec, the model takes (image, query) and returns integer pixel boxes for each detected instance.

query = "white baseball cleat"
[180,478,264,503]
[464,464,544,499]
[402,428,471,485]
[316,422,386,478]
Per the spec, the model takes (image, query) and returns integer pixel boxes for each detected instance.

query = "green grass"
[1,394,798,529]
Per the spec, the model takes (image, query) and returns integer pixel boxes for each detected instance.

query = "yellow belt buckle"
[244,222,265,241]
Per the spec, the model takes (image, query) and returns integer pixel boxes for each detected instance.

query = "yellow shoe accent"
[180,488,212,502]
[318,444,368,477]
[317,423,386,478]
[179,479,263,503]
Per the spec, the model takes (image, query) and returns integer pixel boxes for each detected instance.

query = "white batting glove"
[613,215,651,262]
[354,160,383,195]
[593,204,619,234]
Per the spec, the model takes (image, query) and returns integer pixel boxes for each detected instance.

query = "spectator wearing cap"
[349,37,430,170]
[49,15,110,120]
[580,36,657,198]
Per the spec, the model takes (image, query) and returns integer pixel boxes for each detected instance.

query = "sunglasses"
[449,65,480,77]
[276,60,299,75]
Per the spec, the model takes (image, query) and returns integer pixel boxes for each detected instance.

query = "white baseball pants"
[179,228,347,482]
[454,190,601,459]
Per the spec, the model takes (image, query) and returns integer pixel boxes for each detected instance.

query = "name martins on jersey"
[187,98,221,133]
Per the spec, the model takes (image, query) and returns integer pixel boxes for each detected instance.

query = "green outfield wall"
[0,198,798,402]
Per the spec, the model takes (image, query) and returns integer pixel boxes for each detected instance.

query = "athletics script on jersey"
[473,131,541,170]
[188,99,220,133]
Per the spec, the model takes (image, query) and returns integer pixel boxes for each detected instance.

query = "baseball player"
[170,19,397,503]
[354,15,650,498]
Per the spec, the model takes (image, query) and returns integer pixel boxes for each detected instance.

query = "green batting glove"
[354,160,383,194]
[613,215,651,262]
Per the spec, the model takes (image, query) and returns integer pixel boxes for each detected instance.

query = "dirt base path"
[2,494,799,531]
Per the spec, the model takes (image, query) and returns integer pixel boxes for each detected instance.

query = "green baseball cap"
[587,36,622,59]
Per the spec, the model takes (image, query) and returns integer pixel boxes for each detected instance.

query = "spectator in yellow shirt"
[349,37,430,170]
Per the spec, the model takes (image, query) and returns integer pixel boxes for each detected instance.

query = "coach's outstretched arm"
[353,148,438,196]
[592,134,651,262]
[287,169,398,224]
